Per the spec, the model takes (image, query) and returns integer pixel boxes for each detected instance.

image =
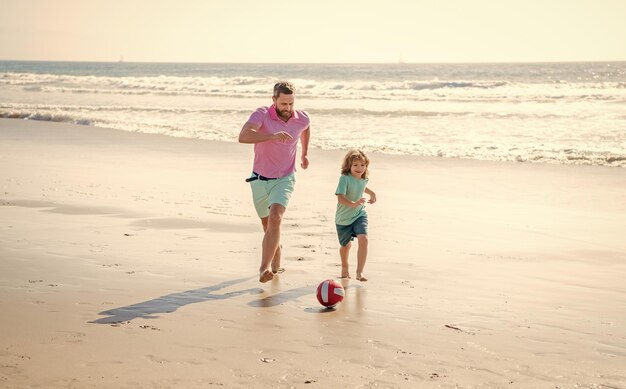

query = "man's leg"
[259,203,286,282]
[261,217,283,273]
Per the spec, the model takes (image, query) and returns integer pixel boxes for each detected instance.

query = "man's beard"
[277,108,292,119]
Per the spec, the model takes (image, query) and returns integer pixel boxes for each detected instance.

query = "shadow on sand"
[91,277,261,324]
[92,277,364,324]
[247,284,315,308]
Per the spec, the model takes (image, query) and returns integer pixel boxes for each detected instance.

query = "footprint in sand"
[110,321,131,327]
[139,325,160,331]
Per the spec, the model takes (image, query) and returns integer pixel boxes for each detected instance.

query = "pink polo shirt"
[247,104,310,178]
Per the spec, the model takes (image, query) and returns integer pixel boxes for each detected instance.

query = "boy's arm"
[337,194,366,208]
[299,126,310,169]
[364,187,377,204]
[238,121,292,144]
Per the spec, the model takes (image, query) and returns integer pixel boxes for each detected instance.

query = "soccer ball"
[316,279,345,308]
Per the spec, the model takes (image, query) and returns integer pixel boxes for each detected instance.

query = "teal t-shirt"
[335,174,369,225]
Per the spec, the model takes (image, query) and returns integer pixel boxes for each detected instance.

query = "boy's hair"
[273,81,295,98]
[341,149,370,179]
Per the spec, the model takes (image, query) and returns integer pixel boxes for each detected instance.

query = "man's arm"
[238,122,293,144]
[299,126,310,169]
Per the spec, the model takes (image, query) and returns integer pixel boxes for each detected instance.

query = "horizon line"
[1,59,625,66]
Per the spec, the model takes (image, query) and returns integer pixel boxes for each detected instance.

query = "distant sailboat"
[118,55,125,63]
[398,54,405,64]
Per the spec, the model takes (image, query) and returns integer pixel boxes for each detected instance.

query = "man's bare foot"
[356,273,368,282]
[259,269,274,283]
[270,244,283,274]
[340,273,351,279]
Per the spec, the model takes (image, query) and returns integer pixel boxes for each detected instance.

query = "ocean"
[1,61,625,167]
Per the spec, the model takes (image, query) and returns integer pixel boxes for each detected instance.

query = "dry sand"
[1,118,625,388]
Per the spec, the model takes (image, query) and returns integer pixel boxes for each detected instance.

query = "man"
[238,81,311,283]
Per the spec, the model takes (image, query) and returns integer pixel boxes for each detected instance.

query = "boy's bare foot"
[356,274,368,282]
[341,265,350,279]
[272,268,285,274]
[259,269,274,283]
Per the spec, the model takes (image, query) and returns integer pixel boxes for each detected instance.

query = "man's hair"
[340,149,370,179]
[273,81,296,98]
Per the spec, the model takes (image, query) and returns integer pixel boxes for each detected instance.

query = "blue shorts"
[336,215,368,247]
[249,173,295,219]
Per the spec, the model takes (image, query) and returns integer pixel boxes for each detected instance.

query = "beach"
[1,118,625,388]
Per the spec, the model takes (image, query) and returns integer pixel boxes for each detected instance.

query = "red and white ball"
[316,279,345,308]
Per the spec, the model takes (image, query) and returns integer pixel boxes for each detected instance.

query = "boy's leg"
[356,234,368,281]
[339,242,351,278]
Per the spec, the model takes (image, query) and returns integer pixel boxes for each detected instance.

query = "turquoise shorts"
[336,215,368,247]
[249,173,295,219]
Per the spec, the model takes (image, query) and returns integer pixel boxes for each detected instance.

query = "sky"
[1,0,625,63]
